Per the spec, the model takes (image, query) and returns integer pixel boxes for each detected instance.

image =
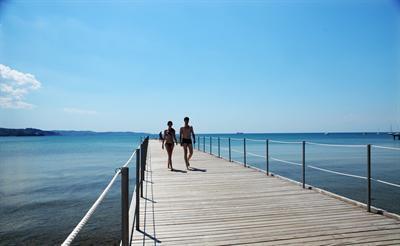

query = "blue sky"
[0,0,399,133]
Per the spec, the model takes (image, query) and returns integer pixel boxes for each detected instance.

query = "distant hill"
[0,128,60,137]
[0,128,150,137]
[54,130,149,136]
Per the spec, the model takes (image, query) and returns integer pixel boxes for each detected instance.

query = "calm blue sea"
[0,133,399,245]
[0,134,143,245]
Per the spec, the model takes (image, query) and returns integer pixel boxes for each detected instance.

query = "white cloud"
[64,107,97,115]
[0,64,41,109]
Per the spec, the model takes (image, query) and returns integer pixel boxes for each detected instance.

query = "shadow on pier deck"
[129,140,400,245]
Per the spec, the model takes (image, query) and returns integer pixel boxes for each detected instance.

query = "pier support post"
[121,167,129,246]
[135,148,140,230]
[229,138,231,162]
[302,141,306,188]
[244,138,247,167]
[367,144,372,212]
[266,139,269,175]
[218,137,220,158]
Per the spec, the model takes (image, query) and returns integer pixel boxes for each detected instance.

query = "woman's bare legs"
[166,144,174,170]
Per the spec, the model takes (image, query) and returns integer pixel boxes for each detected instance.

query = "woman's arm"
[179,128,183,145]
[174,131,178,144]
[161,130,165,149]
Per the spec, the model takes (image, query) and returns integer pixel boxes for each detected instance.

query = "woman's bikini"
[164,128,175,147]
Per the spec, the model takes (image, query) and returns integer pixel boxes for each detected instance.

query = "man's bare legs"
[188,144,193,161]
[183,143,190,169]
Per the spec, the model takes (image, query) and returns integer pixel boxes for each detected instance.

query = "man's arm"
[191,126,196,143]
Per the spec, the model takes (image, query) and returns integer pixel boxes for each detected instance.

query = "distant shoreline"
[0,128,148,137]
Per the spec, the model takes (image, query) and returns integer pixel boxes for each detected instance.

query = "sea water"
[0,133,399,245]
[0,134,142,245]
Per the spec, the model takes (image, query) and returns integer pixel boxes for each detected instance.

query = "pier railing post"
[210,136,212,154]
[367,144,372,212]
[302,141,306,189]
[140,143,144,198]
[121,167,129,246]
[218,137,220,158]
[266,139,269,175]
[244,138,247,167]
[229,137,231,162]
[135,148,140,230]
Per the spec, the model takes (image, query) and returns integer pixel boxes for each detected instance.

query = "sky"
[0,0,399,133]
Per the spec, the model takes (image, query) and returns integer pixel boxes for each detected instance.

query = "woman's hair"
[167,121,173,126]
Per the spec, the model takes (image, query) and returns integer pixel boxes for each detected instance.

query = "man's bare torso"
[180,125,193,139]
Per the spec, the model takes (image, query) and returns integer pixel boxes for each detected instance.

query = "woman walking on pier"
[162,121,178,170]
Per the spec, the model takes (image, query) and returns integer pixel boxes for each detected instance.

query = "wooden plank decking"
[130,140,400,245]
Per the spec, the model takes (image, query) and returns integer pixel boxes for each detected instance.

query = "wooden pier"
[390,132,400,140]
[129,140,400,245]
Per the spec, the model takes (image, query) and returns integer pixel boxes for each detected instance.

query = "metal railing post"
[367,144,372,212]
[244,138,247,167]
[266,139,269,175]
[210,137,212,154]
[228,137,231,162]
[140,144,144,197]
[302,141,306,188]
[218,137,220,158]
[121,167,129,246]
[135,148,140,230]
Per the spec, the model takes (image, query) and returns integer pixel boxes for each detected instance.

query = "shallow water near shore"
[0,132,399,245]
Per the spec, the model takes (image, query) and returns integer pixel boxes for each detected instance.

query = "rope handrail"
[269,140,303,144]
[62,148,138,246]
[372,145,400,151]
[245,151,400,189]
[62,170,121,246]
[307,142,366,148]
[246,138,266,143]
[270,157,302,166]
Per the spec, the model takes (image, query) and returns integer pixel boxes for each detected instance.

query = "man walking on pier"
[180,117,196,170]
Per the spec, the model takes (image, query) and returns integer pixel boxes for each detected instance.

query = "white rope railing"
[372,145,400,151]
[246,150,400,188]
[307,142,366,148]
[62,148,138,246]
[246,138,266,143]
[270,140,303,144]
[270,157,302,167]
[62,171,121,246]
